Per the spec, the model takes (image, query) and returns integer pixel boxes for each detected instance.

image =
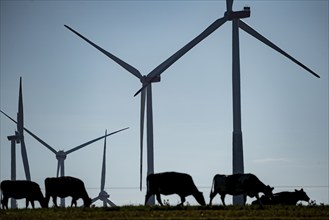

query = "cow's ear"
[301,188,304,192]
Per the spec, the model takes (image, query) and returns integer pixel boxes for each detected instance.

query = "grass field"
[0,205,328,220]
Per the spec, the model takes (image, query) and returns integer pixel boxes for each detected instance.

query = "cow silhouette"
[209,173,274,206]
[252,188,310,205]
[1,180,47,209]
[145,172,206,206]
[45,176,91,207]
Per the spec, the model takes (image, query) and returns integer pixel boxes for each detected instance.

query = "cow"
[145,172,206,206]
[252,188,310,205]
[0,180,47,209]
[45,176,92,207]
[209,173,274,206]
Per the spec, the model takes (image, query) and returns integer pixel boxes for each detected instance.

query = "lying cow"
[1,180,47,209]
[145,172,206,206]
[45,176,92,207]
[252,188,310,205]
[209,173,274,206]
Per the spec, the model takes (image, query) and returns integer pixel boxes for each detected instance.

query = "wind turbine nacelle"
[7,134,20,143]
[227,7,250,20]
[148,75,161,83]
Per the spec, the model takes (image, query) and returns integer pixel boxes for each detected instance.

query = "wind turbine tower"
[92,130,116,207]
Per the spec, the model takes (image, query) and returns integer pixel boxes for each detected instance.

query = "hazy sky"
[1,0,328,207]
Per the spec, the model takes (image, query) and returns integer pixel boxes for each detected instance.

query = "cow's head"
[295,188,310,202]
[264,185,274,199]
[83,197,92,207]
[194,191,206,206]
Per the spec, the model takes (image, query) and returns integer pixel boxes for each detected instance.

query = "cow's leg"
[220,194,226,206]
[52,196,58,208]
[71,198,77,207]
[31,201,35,209]
[243,195,247,205]
[45,195,50,208]
[2,196,8,209]
[25,199,29,208]
[255,194,263,208]
[178,195,186,206]
[209,191,217,206]
[156,193,163,206]
[145,192,152,205]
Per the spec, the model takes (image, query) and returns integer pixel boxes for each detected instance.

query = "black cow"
[252,188,310,205]
[0,180,47,209]
[209,173,274,206]
[145,172,206,206]
[45,176,92,207]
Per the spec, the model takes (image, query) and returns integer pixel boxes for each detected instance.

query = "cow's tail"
[0,190,3,208]
[210,176,215,196]
[146,175,150,193]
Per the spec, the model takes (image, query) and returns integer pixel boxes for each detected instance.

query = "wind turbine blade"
[106,199,116,207]
[17,77,24,135]
[100,130,107,191]
[65,127,129,155]
[140,89,146,191]
[64,25,143,79]
[0,110,57,154]
[134,17,228,97]
[239,20,320,78]
[20,139,31,180]
[56,160,61,177]
[91,196,99,204]
[226,0,233,12]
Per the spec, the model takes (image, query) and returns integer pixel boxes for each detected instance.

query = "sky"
[0,0,328,207]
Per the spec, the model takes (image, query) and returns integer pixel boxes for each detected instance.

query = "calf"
[252,188,310,205]
[1,180,47,209]
[145,172,206,206]
[45,176,91,207]
[273,189,310,205]
[209,173,274,206]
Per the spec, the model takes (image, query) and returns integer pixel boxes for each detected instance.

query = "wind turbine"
[3,77,31,208]
[65,24,199,205]
[4,77,32,182]
[92,130,116,207]
[1,110,128,207]
[133,0,320,204]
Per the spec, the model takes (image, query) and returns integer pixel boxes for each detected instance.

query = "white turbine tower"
[1,110,129,207]
[92,130,116,207]
[133,0,320,204]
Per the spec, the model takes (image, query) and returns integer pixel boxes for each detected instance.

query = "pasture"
[0,205,328,220]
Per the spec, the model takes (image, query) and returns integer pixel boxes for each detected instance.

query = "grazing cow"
[145,172,206,206]
[209,173,274,206]
[1,180,47,209]
[252,188,310,205]
[45,176,92,207]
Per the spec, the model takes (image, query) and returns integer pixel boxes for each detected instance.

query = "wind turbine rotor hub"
[99,191,110,200]
[56,151,67,160]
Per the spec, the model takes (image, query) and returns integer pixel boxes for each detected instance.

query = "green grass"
[0,205,328,220]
